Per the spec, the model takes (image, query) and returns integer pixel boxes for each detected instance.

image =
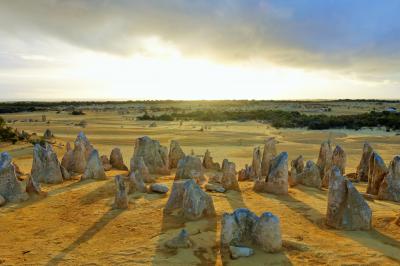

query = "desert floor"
[0,111,400,265]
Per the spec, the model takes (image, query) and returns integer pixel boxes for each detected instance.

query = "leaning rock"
[202,149,220,170]
[164,179,215,220]
[254,152,288,195]
[205,183,226,193]
[356,143,374,182]
[113,175,128,209]
[150,183,169,194]
[165,229,192,249]
[317,141,332,181]
[221,159,239,191]
[128,172,147,193]
[367,152,388,195]
[169,140,185,169]
[81,150,107,180]
[297,161,321,189]
[289,155,304,186]
[110,148,128,170]
[261,137,277,177]
[175,155,205,184]
[229,246,254,259]
[134,156,153,183]
[378,156,400,202]
[131,136,170,175]
[250,147,262,179]
[31,143,63,184]
[0,152,28,202]
[326,167,372,230]
[101,155,112,171]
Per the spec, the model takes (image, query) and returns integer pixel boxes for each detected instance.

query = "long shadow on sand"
[46,208,124,266]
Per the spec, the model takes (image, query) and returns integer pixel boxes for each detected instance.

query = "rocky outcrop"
[289,155,304,186]
[221,208,282,256]
[131,136,169,175]
[202,149,220,170]
[317,141,332,182]
[164,179,215,220]
[0,152,28,203]
[378,156,400,202]
[261,137,277,177]
[250,147,262,179]
[175,155,205,184]
[356,143,374,182]
[326,167,372,230]
[322,145,346,188]
[101,155,112,171]
[133,156,153,183]
[297,161,321,189]
[169,140,185,169]
[221,159,239,191]
[61,142,73,171]
[62,132,94,174]
[367,152,388,195]
[128,172,147,193]
[254,152,288,195]
[110,148,128,170]
[164,229,192,249]
[238,164,252,181]
[31,143,63,184]
[81,150,107,180]
[113,175,128,209]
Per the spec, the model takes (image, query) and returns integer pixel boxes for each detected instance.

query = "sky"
[0,0,399,101]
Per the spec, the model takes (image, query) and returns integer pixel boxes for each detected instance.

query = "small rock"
[229,246,254,259]
[150,183,169,194]
[205,183,226,193]
[165,229,192,249]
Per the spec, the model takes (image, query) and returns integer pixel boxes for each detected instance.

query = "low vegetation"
[0,117,17,143]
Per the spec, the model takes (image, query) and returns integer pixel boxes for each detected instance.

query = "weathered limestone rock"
[72,132,94,174]
[169,140,185,169]
[175,155,205,184]
[150,183,169,194]
[128,172,147,193]
[110,148,128,170]
[356,143,374,182]
[134,156,153,183]
[221,208,282,256]
[221,159,239,191]
[326,167,372,230]
[31,143,63,184]
[101,155,112,171]
[202,149,220,170]
[13,162,24,179]
[254,152,289,195]
[238,164,252,181]
[289,155,304,186]
[322,144,346,188]
[229,246,254,259]
[205,183,226,193]
[131,136,169,175]
[261,137,277,177]
[61,142,73,171]
[164,179,215,220]
[317,141,332,182]
[113,175,128,209]
[250,147,262,179]
[0,194,5,206]
[367,152,388,195]
[208,172,222,184]
[43,129,53,139]
[165,229,192,249]
[26,174,46,196]
[378,156,400,202]
[60,165,71,180]
[81,149,107,180]
[297,161,322,189]
[0,152,28,203]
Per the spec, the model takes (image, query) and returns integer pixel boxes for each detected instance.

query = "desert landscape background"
[1,100,400,265]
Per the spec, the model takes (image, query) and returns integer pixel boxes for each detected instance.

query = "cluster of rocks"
[202,149,220,170]
[175,155,205,184]
[61,132,94,174]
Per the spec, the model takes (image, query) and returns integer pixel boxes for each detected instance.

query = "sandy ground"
[0,111,400,265]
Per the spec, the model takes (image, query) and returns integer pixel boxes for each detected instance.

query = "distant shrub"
[71,110,85,115]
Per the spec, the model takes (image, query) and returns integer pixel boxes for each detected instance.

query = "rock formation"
[61,142,73,171]
[110,148,128,170]
[169,140,185,169]
[0,195,5,207]
[0,152,28,203]
[250,147,262,179]
[26,173,46,196]
[221,159,239,191]
[229,246,254,259]
[101,155,112,171]
[175,155,205,184]
[128,172,147,193]
[205,183,226,193]
[297,161,321,189]
[254,152,288,195]
[81,149,107,180]
[62,132,94,174]
[202,149,220,170]
[367,152,388,195]
[356,143,374,182]
[150,183,169,194]
[326,167,372,230]
[322,144,346,188]
[261,137,277,177]
[133,156,153,183]
[43,129,53,139]
[31,143,63,184]
[378,156,400,202]
[221,208,282,257]
[164,179,215,220]
[113,175,128,209]
[317,141,332,182]
[238,164,252,181]
[131,136,169,175]
[164,229,192,249]
[289,155,304,186]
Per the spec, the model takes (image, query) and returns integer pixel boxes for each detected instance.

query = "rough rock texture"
[289,155,304,186]
[101,155,112,171]
[250,147,262,179]
[229,246,254,259]
[110,148,128,170]
[367,152,388,195]
[128,172,147,193]
[322,145,346,188]
[297,161,322,189]
[26,174,46,196]
[169,140,186,169]
[175,155,205,184]
[62,132,94,174]
[61,142,73,171]
[164,179,215,220]
[165,229,192,249]
[356,143,374,182]
[254,152,288,195]
[261,137,277,177]
[131,136,169,175]
[205,183,226,193]
[13,162,24,179]
[238,164,252,181]
[0,194,5,206]
[81,150,107,180]
[113,175,128,209]
[43,129,53,139]
[378,156,400,202]
[133,156,153,183]
[0,152,28,203]
[221,159,239,191]
[60,165,71,180]
[150,183,169,194]
[202,149,220,170]
[317,141,333,182]
[31,143,63,184]
[326,167,372,230]
[221,208,282,255]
